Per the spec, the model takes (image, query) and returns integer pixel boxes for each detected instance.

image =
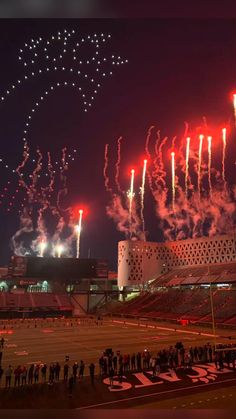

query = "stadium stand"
[0,292,73,317]
[110,261,236,326]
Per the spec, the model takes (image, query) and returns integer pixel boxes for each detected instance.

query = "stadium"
[1,18,236,410]
[1,233,236,408]
[1,232,236,325]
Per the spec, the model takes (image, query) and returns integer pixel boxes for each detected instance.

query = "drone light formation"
[0,28,129,258]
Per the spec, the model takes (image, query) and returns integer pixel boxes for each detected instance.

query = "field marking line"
[76,376,236,410]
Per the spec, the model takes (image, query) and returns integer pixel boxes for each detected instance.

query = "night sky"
[0,19,236,269]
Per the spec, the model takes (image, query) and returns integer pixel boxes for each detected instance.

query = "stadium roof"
[151,261,236,287]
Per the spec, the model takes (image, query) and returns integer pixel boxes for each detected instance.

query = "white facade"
[118,233,236,287]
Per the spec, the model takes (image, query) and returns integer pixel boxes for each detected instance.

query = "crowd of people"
[1,337,236,392]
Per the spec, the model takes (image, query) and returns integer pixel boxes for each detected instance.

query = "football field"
[1,316,236,370]
[1,316,236,409]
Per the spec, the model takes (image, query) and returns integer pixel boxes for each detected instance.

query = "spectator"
[118,363,123,383]
[99,356,104,376]
[5,365,13,388]
[113,354,117,372]
[41,364,47,383]
[49,363,54,384]
[79,360,85,380]
[0,350,2,364]
[68,373,74,397]
[136,352,142,371]
[72,362,78,382]
[108,367,114,388]
[131,353,136,371]
[150,357,156,378]
[0,337,4,349]
[14,365,21,387]
[28,364,34,385]
[0,364,3,385]
[21,366,27,386]
[89,362,95,385]
[64,363,69,381]
[34,364,40,383]
[55,362,61,381]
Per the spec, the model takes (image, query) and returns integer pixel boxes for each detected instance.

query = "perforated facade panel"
[118,233,236,287]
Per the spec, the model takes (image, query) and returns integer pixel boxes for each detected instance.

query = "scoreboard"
[9,256,108,279]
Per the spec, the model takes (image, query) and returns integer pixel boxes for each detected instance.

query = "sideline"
[110,319,220,338]
[76,376,236,409]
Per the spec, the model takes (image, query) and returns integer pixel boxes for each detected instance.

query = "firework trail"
[233,94,236,126]
[103,144,112,193]
[140,159,147,238]
[152,129,160,186]
[39,238,47,257]
[171,135,177,149]
[76,209,83,258]
[185,136,191,196]
[222,128,227,184]
[30,147,43,202]
[154,130,161,159]
[158,137,168,188]
[128,169,135,238]
[115,137,122,192]
[198,134,204,197]
[145,125,155,194]
[16,142,31,194]
[171,152,176,211]
[56,147,69,211]
[56,243,63,258]
[10,207,33,255]
[207,136,212,197]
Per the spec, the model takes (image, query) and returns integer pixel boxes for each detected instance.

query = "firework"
[185,137,190,196]
[39,239,47,257]
[103,144,112,193]
[140,159,147,237]
[222,128,227,183]
[128,169,135,237]
[115,137,122,192]
[233,94,236,126]
[198,134,204,197]
[207,136,212,197]
[76,209,83,258]
[56,243,64,258]
[145,125,155,194]
[171,152,175,211]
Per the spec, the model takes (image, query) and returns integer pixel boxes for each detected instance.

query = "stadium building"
[1,232,236,323]
[114,232,236,327]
